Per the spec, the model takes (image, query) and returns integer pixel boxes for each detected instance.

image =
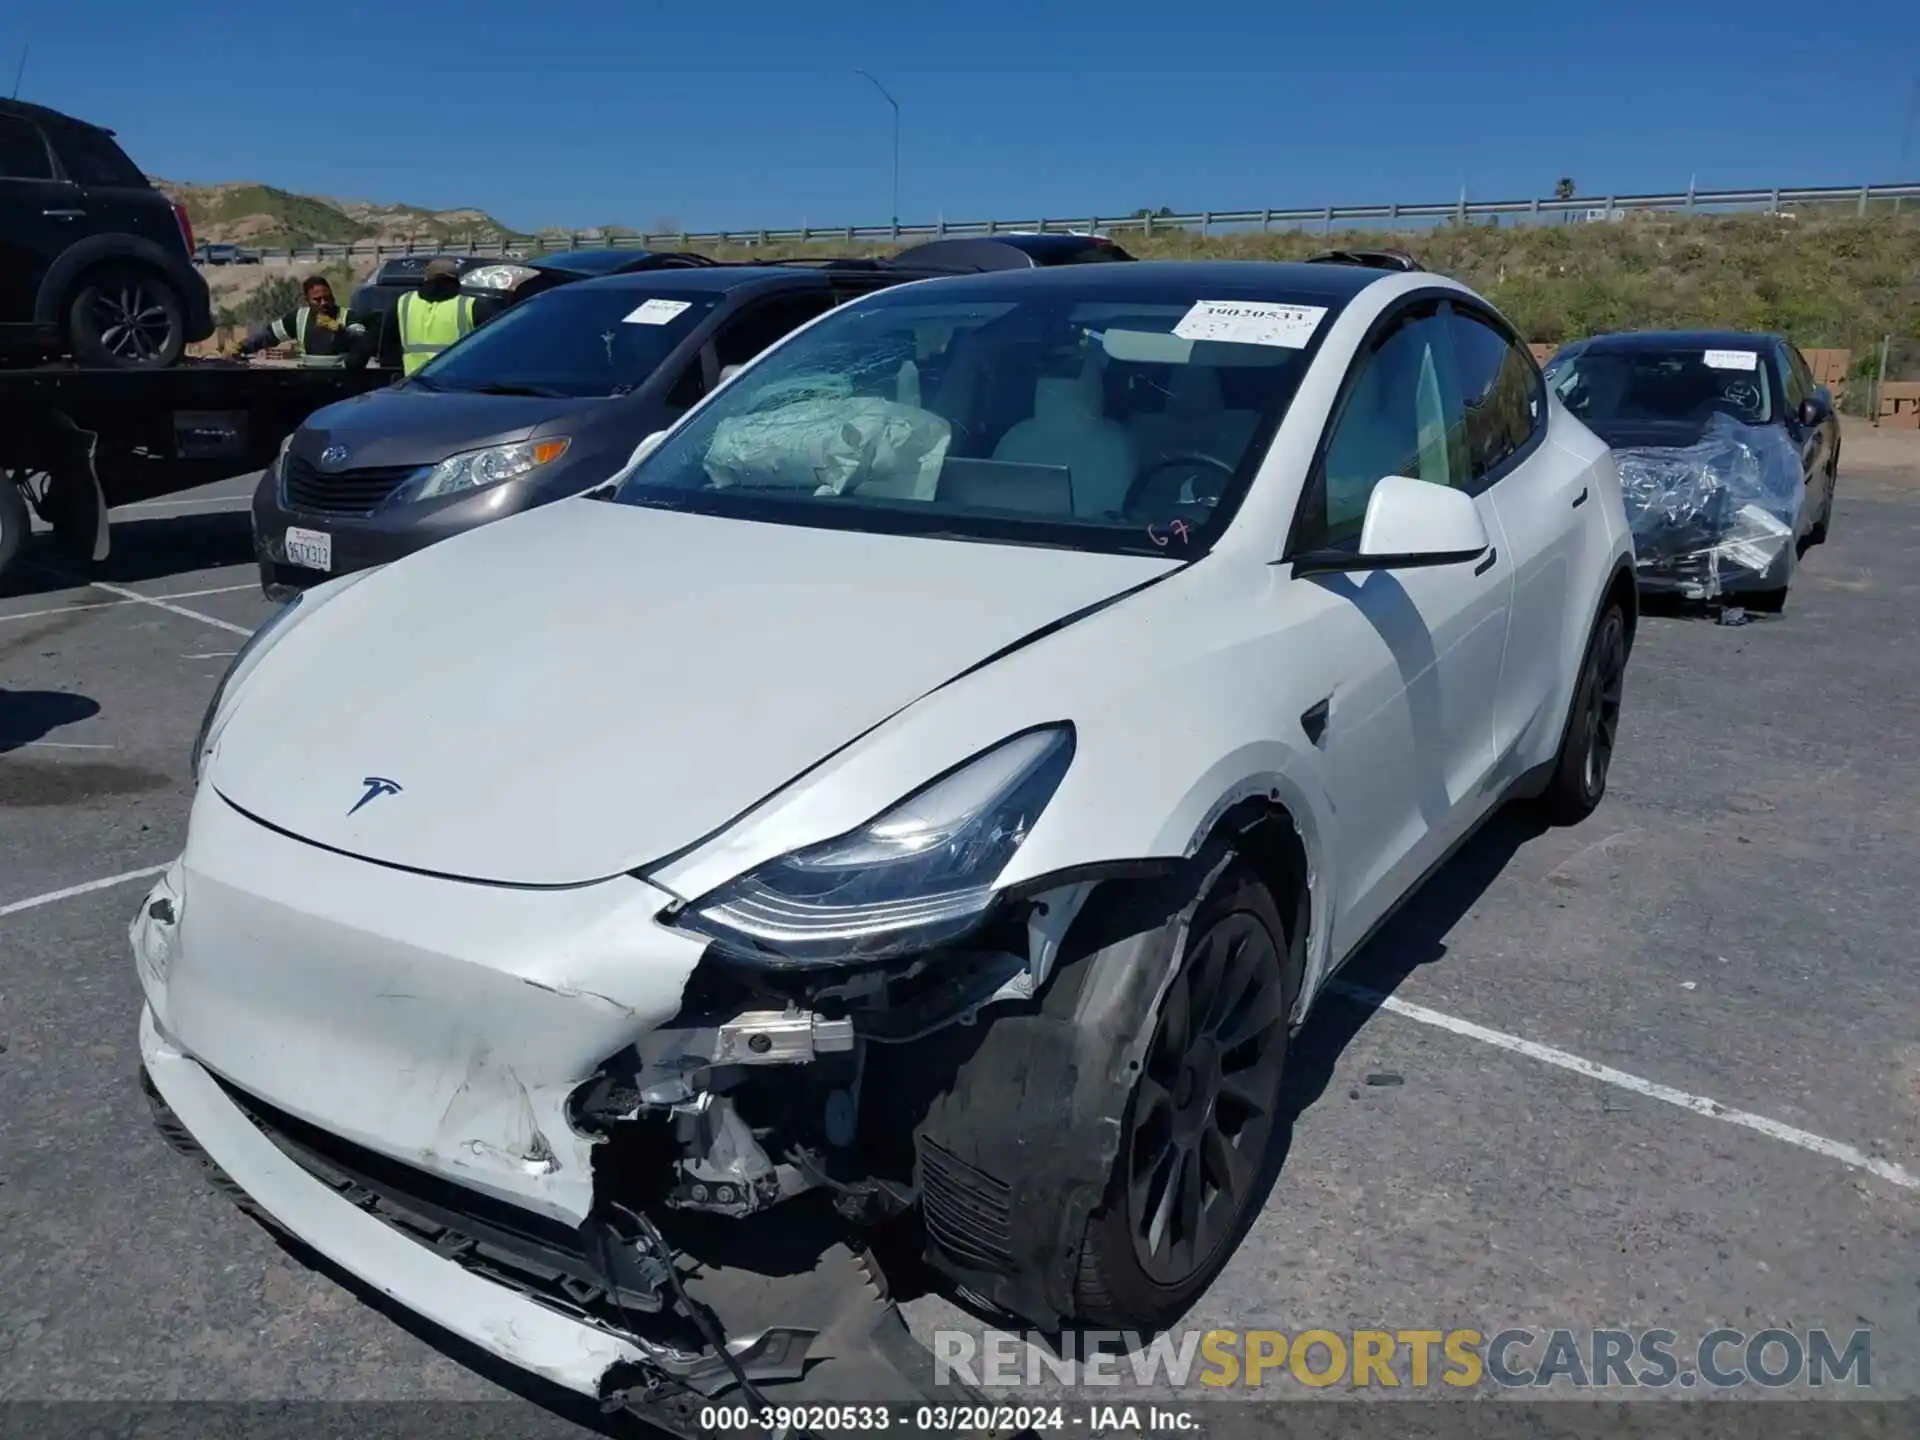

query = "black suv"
[0,99,213,367]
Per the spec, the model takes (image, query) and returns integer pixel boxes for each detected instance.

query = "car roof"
[859,258,1398,301]
[0,97,112,134]
[563,265,840,296]
[1568,330,1784,354]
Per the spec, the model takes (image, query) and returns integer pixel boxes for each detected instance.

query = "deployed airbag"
[705,396,951,501]
[1613,413,1803,598]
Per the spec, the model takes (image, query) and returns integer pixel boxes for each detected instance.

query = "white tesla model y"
[135,253,1636,1409]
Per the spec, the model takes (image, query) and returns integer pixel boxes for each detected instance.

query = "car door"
[1288,300,1517,951]
[1779,343,1830,520]
[1449,303,1601,771]
[0,111,80,326]
[42,119,179,253]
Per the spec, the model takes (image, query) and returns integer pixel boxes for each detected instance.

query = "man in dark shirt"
[236,275,371,367]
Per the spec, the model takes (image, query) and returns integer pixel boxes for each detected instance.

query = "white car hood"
[211,499,1171,886]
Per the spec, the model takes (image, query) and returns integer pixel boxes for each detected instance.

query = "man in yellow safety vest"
[394,257,484,376]
[236,275,370,367]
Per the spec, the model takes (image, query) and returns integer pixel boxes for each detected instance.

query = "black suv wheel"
[68,266,187,368]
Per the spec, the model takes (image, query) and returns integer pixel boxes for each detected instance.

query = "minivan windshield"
[611,276,1335,558]
[1548,345,1775,427]
[414,286,720,399]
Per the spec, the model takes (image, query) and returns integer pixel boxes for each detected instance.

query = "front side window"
[0,116,53,180]
[1782,347,1812,408]
[714,293,838,368]
[1298,305,1467,552]
[613,276,1338,559]
[1449,308,1542,484]
[413,285,721,398]
[1550,346,1775,427]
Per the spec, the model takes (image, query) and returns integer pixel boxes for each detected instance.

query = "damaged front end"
[1614,413,1805,601]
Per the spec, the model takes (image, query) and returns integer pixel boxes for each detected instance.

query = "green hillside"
[158,180,512,251]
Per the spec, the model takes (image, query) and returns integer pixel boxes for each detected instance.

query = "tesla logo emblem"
[319,444,350,469]
[348,776,403,816]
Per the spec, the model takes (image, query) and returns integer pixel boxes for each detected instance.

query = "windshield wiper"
[460,383,570,398]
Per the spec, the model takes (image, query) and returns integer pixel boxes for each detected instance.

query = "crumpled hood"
[209,500,1171,886]
[296,387,602,468]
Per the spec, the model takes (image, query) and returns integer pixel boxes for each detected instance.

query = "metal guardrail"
[222,180,1920,265]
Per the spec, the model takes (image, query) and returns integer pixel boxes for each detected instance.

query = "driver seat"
[1133,365,1259,476]
[992,365,1138,517]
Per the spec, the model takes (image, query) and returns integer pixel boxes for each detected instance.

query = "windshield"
[415,286,720,398]
[611,277,1334,557]
[1548,345,1775,427]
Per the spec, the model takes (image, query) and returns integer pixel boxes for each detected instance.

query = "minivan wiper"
[459,383,570,398]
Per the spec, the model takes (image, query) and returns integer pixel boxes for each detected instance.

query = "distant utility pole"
[854,69,901,228]
[11,44,28,99]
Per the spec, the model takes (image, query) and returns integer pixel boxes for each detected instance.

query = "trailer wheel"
[68,265,187,368]
[0,477,28,583]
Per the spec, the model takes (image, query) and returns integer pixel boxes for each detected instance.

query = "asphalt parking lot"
[2,430,1916,1422]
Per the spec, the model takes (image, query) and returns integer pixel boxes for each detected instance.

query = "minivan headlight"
[387,438,571,505]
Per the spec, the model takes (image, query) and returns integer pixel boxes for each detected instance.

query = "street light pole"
[854,69,900,228]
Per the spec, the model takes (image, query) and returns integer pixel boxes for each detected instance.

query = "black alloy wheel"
[1125,908,1289,1286]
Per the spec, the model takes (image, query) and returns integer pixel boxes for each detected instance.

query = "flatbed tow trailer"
[0,359,393,585]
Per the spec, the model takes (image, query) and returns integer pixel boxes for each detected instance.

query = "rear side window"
[49,124,147,188]
[0,115,54,180]
[1448,308,1543,486]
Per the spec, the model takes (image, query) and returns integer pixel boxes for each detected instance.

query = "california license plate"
[284,526,333,572]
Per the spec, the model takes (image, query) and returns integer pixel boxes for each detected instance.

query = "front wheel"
[1539,604,1628,825]
[0,477,28,582]
[67,267,187,368]
[1071,863,1293,1330]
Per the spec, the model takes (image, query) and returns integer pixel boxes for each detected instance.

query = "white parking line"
[1333,980,1920,1192]
[0,864,167,919]
[0,583,256,626]
[84,582,252,637]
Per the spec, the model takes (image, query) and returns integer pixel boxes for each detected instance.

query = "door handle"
[1473,547,1499,576]
[1571,486,1589,508]
[42,208,86,219]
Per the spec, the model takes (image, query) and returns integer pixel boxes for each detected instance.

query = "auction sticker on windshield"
[284,527,332,572]
[1174,300,1327,349]
[624,299,693,326]
[1704,349,1759,371]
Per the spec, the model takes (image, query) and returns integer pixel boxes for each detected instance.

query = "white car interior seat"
[991,363,1139,517]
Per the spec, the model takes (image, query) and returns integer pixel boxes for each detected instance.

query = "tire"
[0,477,27,582]
[67,266,187,368]
[1808,458,1836,545]
[1741,586,1789,614]
[1539,604,1628,826]
[1071,861,1294,1330]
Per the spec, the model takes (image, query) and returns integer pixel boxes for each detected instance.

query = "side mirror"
[718,363,745,385]
[630,429,669,465]
[1291,475,1492,577]
[1799,389,1832,428]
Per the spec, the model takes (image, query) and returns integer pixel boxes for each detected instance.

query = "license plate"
[285,526,333,572]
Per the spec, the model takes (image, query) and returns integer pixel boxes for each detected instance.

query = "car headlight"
[190,591,305,783]
[461,263,538,291]
[387,438,571,505]
[672,725,1074,969]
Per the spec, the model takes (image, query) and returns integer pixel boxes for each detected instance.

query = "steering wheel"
[1124,452,1237,516]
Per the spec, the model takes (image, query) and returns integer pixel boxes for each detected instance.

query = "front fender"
[35,233,200,327]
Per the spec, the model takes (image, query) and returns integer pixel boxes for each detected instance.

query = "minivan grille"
[283,456,421,516]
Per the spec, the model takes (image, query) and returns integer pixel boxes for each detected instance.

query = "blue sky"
[6,0,1915,234]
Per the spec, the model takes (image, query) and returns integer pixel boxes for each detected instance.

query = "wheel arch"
[34,234,189,327]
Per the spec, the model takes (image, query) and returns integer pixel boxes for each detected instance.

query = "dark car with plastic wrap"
[1544,330,1838,612]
